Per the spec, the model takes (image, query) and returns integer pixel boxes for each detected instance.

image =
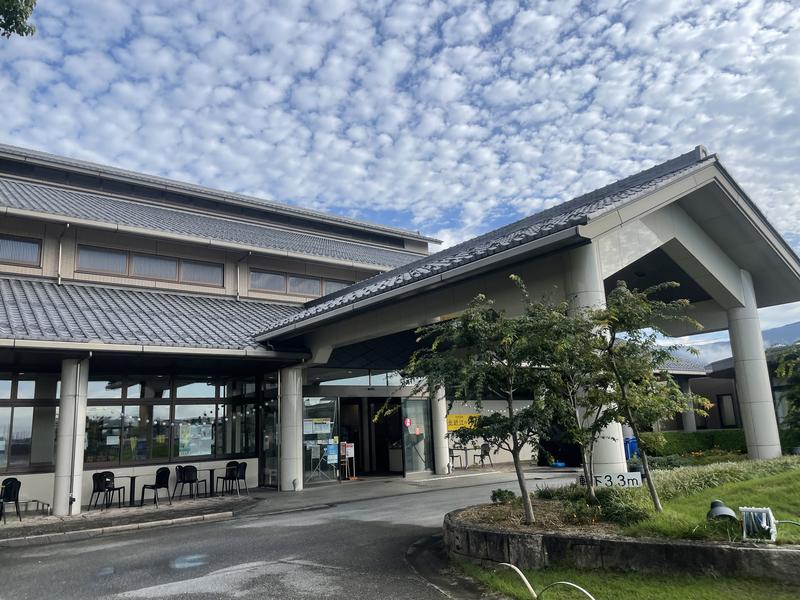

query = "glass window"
[77,245,128,275]
[181,260,224,286]
[0,235,40,266]
[16,379,36,400]
[174,404,215,457]
[309,369,371,386]
[85,405,123,463]
[324,280,351,295]
[303,397,338,483]
[121,405,150,462]
[402,398,433,473]
[150,405,171,460]
[8,406,33,467]
[0,406,10,469]
[215,404,256,456]
[29,406,58,465]
[175,379,217,399]
[288,275,321,296]
[131,254,178,280]
[126,375,171,400]
[250,270,286,292]
[88,378,123,399]
[719,394,737,427]
[221,378,256,400]
[0,375,10,399]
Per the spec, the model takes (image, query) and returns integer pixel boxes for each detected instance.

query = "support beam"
[53,357,89,516]
[727,270,782,458]
[431,387,449,475]
[279,366,304,491]
[564,243,628,473]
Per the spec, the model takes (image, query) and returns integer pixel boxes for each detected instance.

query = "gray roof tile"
[260,147,713,337]
[0,177,419,269]
[0,277,301,350]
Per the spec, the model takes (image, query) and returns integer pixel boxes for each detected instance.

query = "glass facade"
[402,398,433,473]
[303,397,339,482]
[0,373,59,471]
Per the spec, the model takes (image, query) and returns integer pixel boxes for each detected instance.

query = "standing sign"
[346,443,355,458]
[579,471,643,488]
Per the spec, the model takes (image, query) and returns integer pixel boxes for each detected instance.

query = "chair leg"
[15,500,21,521]
[166,487,172,506]
[154,489,159,507]
[179,482,185,499]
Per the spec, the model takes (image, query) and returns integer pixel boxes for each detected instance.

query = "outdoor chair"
[88,472,109,510]
[449,448,463,469]
[473,443,494,468]
[235,462,248,495]
[140,467,172,507]
[171,465,185,500]
[216,461,239,495]
[181,465,207,499]
[0,477,22,524]
[101,471,126,508]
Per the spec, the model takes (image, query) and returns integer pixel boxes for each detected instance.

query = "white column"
[682,401,697,433]
[279,366,304,491]
[53,357,89,516]
[727,269,781,459]
[431,387,449,475]
[564,243,628,473]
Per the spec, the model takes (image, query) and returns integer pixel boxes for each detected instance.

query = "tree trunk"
[624,407,663,512]
[512,446,535,524]
[581,448,597,504]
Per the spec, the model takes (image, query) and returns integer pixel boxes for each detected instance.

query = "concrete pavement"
[0,468,577,599]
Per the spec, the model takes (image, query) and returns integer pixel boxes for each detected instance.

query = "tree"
[404,282,559,524]
[1,0,36,39]
[592,281,708,512]
[533,299,618,504]
[775,345,800,429]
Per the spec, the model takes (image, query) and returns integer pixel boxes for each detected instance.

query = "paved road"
[1,472,573,599]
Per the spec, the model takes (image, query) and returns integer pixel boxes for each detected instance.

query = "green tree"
[404,282,559,524]
[593,281,708,512]
[1,0,36,38]
[775,345,800,429]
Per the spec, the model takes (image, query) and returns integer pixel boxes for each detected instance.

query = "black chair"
[140,467,172,507]
[235,462,248,495]
[181,465,207,499]
[473,443,494,468]
[449,448,463,469]
[101,471,126,508]
[216,461,239,495]
[1,478,22,524]
[171,466,185,500]
[88,472,109,510]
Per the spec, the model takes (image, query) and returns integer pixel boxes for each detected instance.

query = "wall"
[448,401,535,465]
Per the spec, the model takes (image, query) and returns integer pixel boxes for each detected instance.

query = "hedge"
[639,428,800,456]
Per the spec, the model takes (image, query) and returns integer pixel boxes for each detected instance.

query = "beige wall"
[0,215,380,302]
[447,401,536,465]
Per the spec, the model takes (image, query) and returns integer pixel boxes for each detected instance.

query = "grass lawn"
[455,558,800,600]
[624,469,800,544]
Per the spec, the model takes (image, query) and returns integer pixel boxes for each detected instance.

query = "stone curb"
[443,509,800,584]
[0,511,234,548]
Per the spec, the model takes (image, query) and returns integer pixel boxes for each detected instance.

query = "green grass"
[455,557,800,600]
[624,469,800,543]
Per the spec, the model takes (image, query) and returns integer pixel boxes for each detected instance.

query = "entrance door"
[402,398,433,474]
[258,396,279,488]
[369,398,403,474]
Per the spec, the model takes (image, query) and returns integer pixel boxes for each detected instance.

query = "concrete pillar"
[431,387,449,475]
[682,400,697,433]
[279,366,304,491]
[564,243,628,473]
[727,269,782,459]
[53,357,89,516]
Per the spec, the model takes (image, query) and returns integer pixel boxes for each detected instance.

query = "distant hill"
[689,321,800,365]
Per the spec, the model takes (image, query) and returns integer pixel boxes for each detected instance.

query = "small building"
[1,143,798,515]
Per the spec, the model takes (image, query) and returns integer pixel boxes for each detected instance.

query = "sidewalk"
[0,465,577,547]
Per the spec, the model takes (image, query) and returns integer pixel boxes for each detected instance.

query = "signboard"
[345,443,355,458]
[579,471,643,488]
[403,417,412,427]
[447,413,479,431]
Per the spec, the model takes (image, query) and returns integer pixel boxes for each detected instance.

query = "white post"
[727,269,782,459]
[564,243,628,473]
[431,387,449,475]
[53,357,89,516]
[279,366,304,491]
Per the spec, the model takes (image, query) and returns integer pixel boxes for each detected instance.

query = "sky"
[1,0,799,359]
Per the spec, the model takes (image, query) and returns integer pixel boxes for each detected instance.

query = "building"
[1,144,798,516]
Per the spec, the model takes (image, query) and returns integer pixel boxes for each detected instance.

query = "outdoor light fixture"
[707,499,737,521]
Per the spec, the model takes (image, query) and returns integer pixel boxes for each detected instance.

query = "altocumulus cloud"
[0,0,799,254]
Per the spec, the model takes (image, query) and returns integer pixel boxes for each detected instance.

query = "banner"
[447,413,479,431]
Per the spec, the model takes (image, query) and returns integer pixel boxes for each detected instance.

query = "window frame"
[129,252,180,283]
[323,279,353,295]
[0,234,42,268]
[76,244,129,276]
[249,269,288,293]
[179,258,225,288]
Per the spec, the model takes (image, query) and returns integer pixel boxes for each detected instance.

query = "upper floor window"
[324,280,350,294]
[250,267,352,298]
[250,270,286,293]
[77,245,128,275]
[0,235,41,267]
[76,245,224,287]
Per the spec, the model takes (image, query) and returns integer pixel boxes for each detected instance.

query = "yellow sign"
[447,413,480,431]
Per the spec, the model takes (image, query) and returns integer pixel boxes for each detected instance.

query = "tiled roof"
[0,177,419,269]
[663,355,706,373]
[259,147,713,338]
[0,277,301,351]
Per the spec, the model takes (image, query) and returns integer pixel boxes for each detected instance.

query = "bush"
[638,430,747,456]
[491,488,516,504]
[780,428,800,452]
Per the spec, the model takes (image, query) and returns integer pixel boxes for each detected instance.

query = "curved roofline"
[0,142,441,244]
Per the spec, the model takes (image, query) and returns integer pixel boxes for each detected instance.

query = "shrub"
[639,430,747,456]
[780,428,800,452]
[491,488,517,504]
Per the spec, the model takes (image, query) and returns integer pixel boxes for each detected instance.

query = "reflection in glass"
[303,397,338,483]
[402,398,432,473]
[126,375,171,400]
[8,407,33,467]
[0,406,10,468]
[85,406,123,463]
[16,380,36,399]
[0,376,10,399]
[151,405,171,460]
[88,379,123,399]
[175,379,217,398]
[174,404,215,457]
